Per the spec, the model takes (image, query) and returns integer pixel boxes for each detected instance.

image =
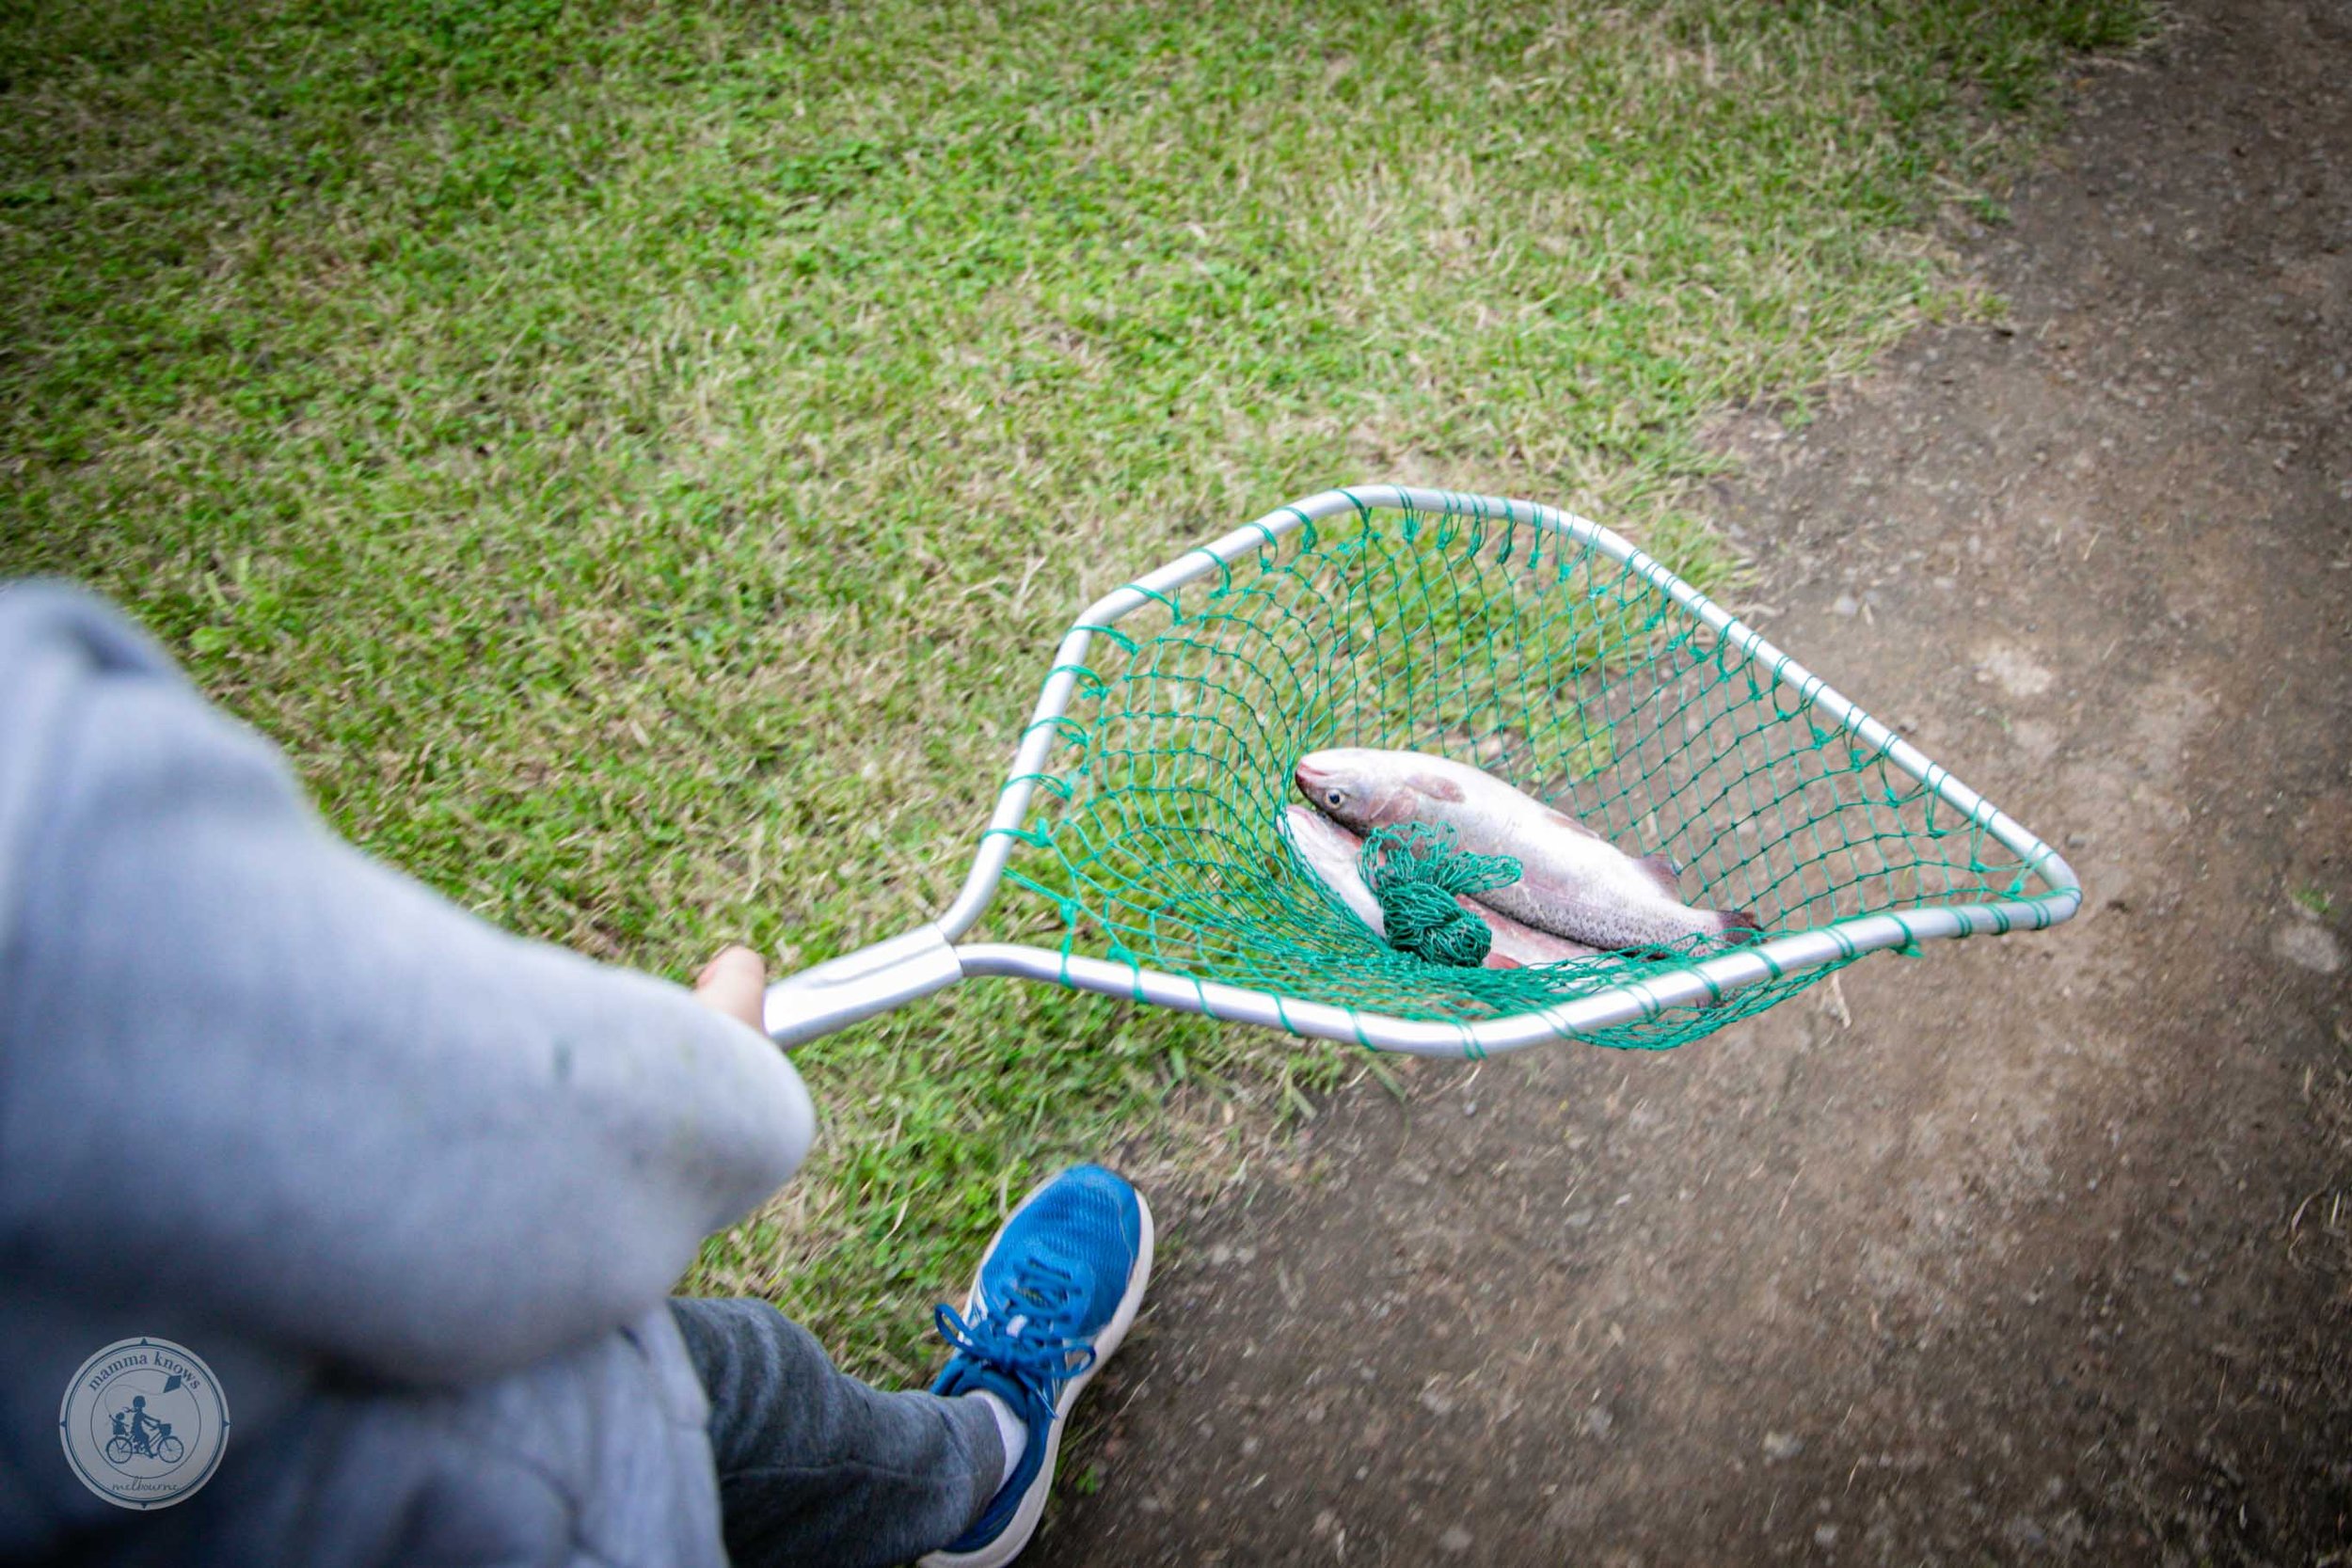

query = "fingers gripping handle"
[763,925,964,1050]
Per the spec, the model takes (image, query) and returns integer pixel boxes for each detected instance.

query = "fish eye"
[1325,789,1344,807]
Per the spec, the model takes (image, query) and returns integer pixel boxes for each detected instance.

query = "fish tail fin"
[1714,908,1763,943]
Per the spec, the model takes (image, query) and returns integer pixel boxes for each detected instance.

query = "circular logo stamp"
[59,1338,230,1510]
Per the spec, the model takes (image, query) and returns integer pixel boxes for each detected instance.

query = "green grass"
[0,0,2144,1379]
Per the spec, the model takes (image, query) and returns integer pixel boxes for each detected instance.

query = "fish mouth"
[1293,758,1331,799]
[1283,800,1359,847]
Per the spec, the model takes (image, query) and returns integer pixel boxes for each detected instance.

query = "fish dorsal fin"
[1540,806,1604,842]
[1634,851,1682,899]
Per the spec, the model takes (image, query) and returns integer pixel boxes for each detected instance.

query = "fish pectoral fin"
[1407,772,1467,803]
[1634,851,1683,898]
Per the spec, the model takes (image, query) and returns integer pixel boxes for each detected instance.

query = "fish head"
[1295,749,1407,832]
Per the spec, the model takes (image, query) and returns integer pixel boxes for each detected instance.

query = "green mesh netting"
[992,495,2047,1052]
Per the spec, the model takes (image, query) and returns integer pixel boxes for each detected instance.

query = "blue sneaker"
[919,1164,1154,1568]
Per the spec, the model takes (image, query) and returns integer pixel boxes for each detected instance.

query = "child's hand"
[692,945,767,1032]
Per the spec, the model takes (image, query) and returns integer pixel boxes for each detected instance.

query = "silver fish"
[1294,748,1758,951]
[1279,804,1597,970]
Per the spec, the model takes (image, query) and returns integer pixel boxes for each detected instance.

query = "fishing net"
[980,492,2063,1053]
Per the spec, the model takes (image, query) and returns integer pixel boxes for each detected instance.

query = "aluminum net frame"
[763,485,2080,1058]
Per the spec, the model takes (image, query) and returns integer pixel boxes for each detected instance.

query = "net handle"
[764,925,964,1050]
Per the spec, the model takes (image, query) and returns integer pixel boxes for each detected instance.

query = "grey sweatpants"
[672,1299,1005,1568]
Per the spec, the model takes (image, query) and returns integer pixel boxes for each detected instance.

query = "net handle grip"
[762,925,963,1051]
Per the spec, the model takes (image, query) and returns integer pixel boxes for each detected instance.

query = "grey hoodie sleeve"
[0,581,816,1387]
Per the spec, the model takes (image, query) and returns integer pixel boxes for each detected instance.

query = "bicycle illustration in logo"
[60,1337,229,1509]
[103,1395,186,1467]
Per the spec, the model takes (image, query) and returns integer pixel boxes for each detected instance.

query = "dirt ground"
[1030,2,2352,1563]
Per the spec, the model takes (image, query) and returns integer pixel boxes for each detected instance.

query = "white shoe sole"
[917,1179,1156,1568]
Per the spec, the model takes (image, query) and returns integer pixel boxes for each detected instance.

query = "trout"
[1279,804,1597,969]
[1294,748,1759,951]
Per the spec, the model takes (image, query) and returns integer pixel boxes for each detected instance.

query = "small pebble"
[2273,922,2344,974]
